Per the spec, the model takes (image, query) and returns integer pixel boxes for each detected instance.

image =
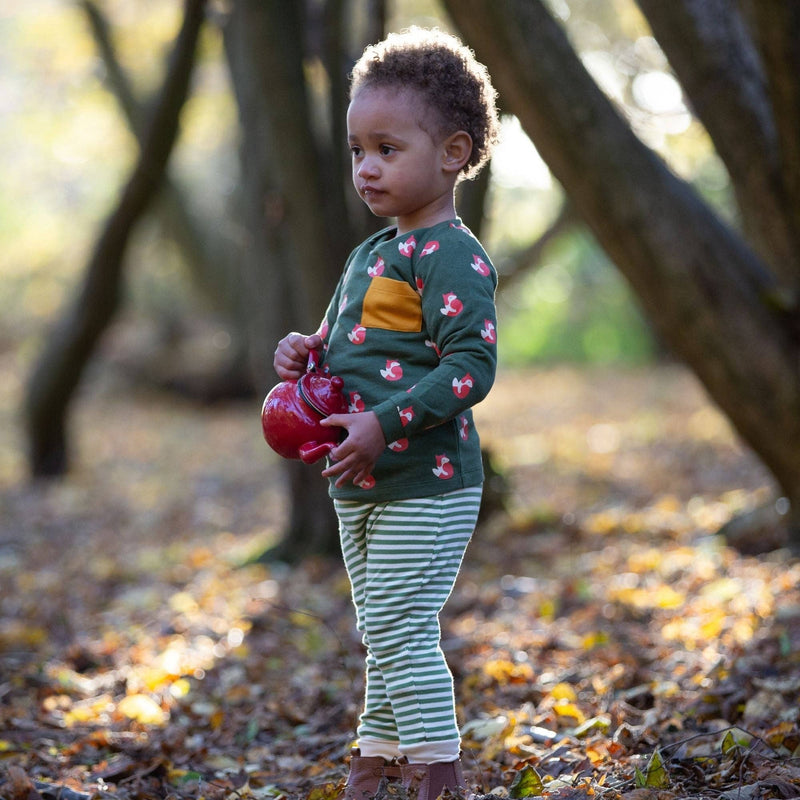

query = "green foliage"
[498,229,656,367]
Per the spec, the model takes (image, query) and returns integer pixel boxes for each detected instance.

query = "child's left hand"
[320,411,385,488]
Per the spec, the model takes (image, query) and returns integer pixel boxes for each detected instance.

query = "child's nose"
[357,156,380,178]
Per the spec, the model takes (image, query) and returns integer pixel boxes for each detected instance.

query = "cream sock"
[358,737,402,760]
[400,740,460,764]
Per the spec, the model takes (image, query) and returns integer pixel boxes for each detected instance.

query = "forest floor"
[2,357,800,799]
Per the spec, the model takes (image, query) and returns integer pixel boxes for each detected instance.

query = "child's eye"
[380,145,394,156]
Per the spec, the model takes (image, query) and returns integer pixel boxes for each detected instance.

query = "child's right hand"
[273,332,322,380]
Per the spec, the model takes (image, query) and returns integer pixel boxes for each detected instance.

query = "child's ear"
[442,131,473,173]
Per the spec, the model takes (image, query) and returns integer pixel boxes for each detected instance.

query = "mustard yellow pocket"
[361,276,422,332]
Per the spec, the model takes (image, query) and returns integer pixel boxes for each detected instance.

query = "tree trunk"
[223,0,376,561]
[443,0,800,541]
[743,0,800,251]
[635,0,800,282]
[82,0,244,320]
[24,0,207,476]
[457,162,492,238]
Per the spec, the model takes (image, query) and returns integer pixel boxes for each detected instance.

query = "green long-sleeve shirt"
[317,218,498,502]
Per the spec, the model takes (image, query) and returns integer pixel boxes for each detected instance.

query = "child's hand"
[321,411,386,488]
[273,332,322,380]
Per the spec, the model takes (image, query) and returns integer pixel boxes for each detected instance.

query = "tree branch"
[79,0,144,131]
[495,201,578,289]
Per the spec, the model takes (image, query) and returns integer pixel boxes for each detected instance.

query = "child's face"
[347,86,458,233]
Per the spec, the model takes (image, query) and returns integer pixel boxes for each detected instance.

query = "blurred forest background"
[2,1,800,798]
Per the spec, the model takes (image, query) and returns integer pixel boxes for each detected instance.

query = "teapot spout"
[298,440,336,464]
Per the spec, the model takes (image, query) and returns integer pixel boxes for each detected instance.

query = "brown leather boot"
[343,748,402,800]
[400,757,465,800]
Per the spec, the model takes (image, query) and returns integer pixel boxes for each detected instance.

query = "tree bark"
[443,0,800,539]
[457,163,493,239]
[223,0,373,562]
[244,0,349,325]
[743,0,800,261]
[635,0,800,283]
[24,0,207,476]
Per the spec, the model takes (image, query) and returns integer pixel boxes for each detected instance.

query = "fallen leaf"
[635,749,669,789]
[116,694,169,725]
[508,764,544,798]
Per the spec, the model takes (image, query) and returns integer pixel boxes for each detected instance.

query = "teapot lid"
[298,372,346,416]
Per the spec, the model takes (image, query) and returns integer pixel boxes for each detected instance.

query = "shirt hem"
[328,469,484,504]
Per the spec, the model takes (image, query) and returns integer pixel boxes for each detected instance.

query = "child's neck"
[395,198,458,235]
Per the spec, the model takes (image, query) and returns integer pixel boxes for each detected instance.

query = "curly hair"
[349,27,500,181]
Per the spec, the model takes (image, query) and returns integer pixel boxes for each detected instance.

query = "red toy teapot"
[261,371,347,464]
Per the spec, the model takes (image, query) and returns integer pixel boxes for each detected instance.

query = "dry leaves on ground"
[1,363,799,799]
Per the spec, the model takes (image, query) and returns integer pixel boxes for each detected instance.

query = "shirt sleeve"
[372,229,498,443]
[316,251,354,368]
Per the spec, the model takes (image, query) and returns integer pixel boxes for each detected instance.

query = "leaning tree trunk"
[24,0,207,476]
[443,0,800,542]
[81,0,244,330]
[82,0,253,403]
[634,0,800,285]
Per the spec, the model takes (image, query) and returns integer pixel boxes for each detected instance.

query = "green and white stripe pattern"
[335,486,482,747]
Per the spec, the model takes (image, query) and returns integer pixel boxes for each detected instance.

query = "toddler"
[273,26,500,800]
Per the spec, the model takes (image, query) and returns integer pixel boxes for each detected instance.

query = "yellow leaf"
[169,591,198,614]
[0,621,48,648]
[765,721,795,749]
[210,708,225,731]
[585,744,605,765]
[538,598,557,619]
[549,683,577,701]
[553,702,586,725]
[168,768,203,786]
[582,630,610,650]
[720,728,751,753]
[169,678,191,699]
[654,495,681,513]
[483,659,534,685]
[137,666,174,692]
[117,694,168,725]
[305,782,340,800]
[62,695,114,727]
[699,611,726,639]
[63,707,95,725]
[653,585,684,609]
[584,510,619,535]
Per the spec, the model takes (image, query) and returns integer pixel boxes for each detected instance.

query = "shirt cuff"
[372,398,408,444]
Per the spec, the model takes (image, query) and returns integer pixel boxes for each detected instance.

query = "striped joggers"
[335,486,482,760]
